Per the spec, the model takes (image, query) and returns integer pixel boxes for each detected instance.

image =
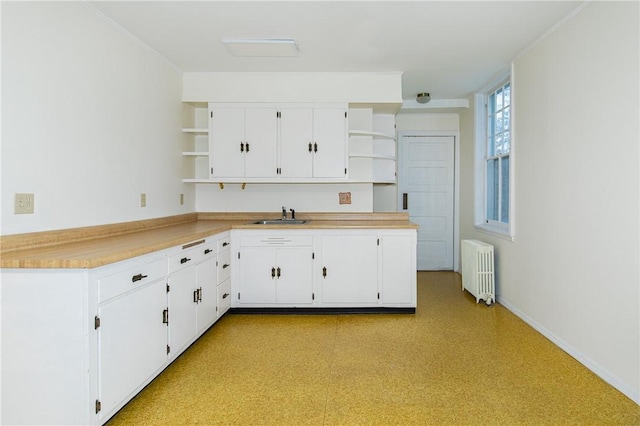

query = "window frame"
[474,68,515,241]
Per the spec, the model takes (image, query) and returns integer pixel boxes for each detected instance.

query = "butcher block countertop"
[1,212,417,269]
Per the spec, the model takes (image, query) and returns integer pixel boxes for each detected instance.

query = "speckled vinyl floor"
[107,272,640,425]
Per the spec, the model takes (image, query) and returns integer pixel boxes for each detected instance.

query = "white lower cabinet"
[232,228,416,309]
[0,230,229,426]
[319,234,379,305]
[97,278,168,420]
[235,233,314,306]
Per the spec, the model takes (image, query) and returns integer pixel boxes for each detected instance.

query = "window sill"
[474,223,515,242]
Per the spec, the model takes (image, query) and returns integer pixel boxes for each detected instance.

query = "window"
[475,76,514,239]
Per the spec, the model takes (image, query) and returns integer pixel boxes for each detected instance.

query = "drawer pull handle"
[271,267,276,279]
[222,263,230,269]
[222,293,229,299]
[240,142,245,153]
[193,290,199,303]
[222,241,229,247]
[162,309,169,325]
[132,273,148,283]
[198,287,203,302]
[204,249,213,255]
[322,267,327,278]
[180,257,191,264]
[308,142,313,153]
[276,267,281,278]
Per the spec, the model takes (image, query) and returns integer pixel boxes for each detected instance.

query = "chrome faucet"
[290,208,295,220]
[282,206,287,220]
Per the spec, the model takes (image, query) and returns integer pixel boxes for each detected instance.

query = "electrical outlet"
[14,193,35,214]
[140,193,146,208]
[180,193,184,205]
[339,192,351,205]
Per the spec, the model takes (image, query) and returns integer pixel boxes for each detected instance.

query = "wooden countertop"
[1,213,417,269]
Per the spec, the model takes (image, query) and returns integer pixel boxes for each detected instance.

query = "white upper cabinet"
[208,103,347,182]
[209,106,278,178]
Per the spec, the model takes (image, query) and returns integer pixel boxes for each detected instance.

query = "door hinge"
[238,252,240,259]
[211,167,214,175]
[312,252,315,259]
[345,111,347,118]
[167,345,170,355]
[277,111,281,118]
[377,292,380,300]
[210,111,213,118]
[312,293,315,300]
[238,292,241,300]
[94,316,100,329]
[166,283,170,293]
[377,238,380,246]
[344,168,347,175]
[95,399,101,414]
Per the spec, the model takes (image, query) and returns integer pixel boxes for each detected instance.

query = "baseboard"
[229,307,416,315]
[497,295,639,405]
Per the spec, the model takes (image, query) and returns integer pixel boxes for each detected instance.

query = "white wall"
[459,2,639,403]
[1,2,190,235]
[196,183,373,213]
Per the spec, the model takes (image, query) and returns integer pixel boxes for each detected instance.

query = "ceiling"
[89,1,583,108]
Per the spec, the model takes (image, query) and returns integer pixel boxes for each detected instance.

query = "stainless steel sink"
[252,219,308,225]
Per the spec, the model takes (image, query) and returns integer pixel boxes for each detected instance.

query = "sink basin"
[252,219,308,225]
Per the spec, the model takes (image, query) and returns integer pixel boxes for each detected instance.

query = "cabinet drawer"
[99,259,166,303]
[217,278,231,315]
[167,240,215,274]
[217,235,231,252]
[218,250,231,283]
[239,235,313,247]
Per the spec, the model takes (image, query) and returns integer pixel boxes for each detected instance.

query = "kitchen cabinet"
[216,234,232,317]
[380,233,416,305]
[319,234,379,305]
[206,103,347,182]
[0,230,229,426]
[209,106,278,178]
[235,232,314,306]
[97,277,168,419]
[167,240,218,357]
[279,106,348,178]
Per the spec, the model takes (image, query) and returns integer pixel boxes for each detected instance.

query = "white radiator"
[461,239,495,305]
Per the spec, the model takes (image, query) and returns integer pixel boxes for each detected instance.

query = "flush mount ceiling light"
[222,38,299,57]
[416,92,431,104]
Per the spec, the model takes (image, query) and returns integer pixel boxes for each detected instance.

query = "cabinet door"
[98,279,167,419]
[238,247,277,304]
[313,108,347,178]
[381,234,415,305]
[279,108,313,178]
[320,235,378,304]
[244,108,278,178]
[276,247,313,304]
[168,266,197,355]
[196,256,217,334]
[210,107,245,178]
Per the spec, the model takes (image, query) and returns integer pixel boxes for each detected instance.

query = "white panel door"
[244,108,278,178]
[312,108,347,178]
[320,235,378,304]
[238,247,277,304]
[276,248,313,304]
[98,279,167,419]
[168,266,197,355]
[210,107,245,178]
[399,136,454,270]
[279,108,313,178]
